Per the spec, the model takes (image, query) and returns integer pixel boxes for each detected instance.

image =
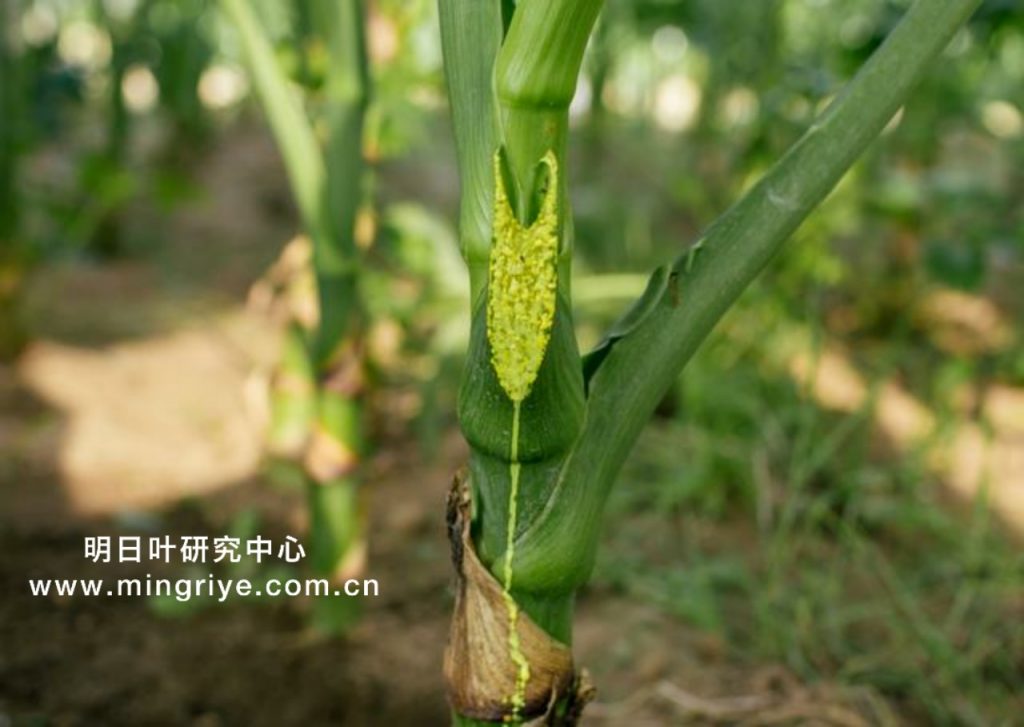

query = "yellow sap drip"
[502,402,530,721]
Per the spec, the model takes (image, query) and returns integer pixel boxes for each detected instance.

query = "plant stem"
[495,0,603,112]
[267,322,317,457]
[442,1,599,722]
[0,0,18,244]
[312,0,369,365]
[218,0,327,248]
[0,0,27,362]
[221,0,371,611]
[437,0,504,302]
[465,0,601,594]
[294,1,370,612]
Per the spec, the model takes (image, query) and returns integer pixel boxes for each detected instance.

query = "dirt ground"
[0,124,948,726]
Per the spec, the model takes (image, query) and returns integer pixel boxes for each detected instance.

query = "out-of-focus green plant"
[150,0,216,146]
[2,0,225,269]
[0,0,27,359]
[437,0,982,723]
[218,0,370,633]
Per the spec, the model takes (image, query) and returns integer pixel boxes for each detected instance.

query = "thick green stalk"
[443,1,601,723]
[441,3,581,669]
[495,0,603,113]
[455,0,602,638]
[507,0,984,591]
[494,0,601,226]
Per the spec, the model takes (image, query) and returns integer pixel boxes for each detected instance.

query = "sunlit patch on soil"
[17,312,275,516]
[790,341,1024,536]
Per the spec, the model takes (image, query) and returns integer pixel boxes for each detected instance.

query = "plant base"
[444,471,594,725]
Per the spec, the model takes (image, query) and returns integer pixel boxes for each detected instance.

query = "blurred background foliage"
[1,0,1022,723]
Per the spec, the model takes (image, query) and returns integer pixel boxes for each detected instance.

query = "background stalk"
[90,0,130,259]
[0,0,26,361]
[220,0,371,630]
[218,0,327,244]
[0,0,17,244]
[267,321,316,458]
[303,1,370,621]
